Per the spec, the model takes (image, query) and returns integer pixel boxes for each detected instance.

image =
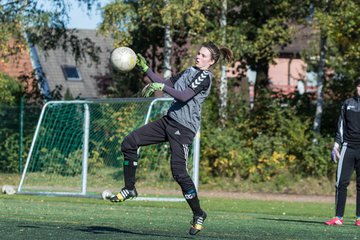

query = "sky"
[67,1,109,29]
[67,0,111,29]
[39,0,110,29]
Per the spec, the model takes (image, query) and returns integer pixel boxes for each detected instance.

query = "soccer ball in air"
[110,47,137,72]
[101,189,112,200]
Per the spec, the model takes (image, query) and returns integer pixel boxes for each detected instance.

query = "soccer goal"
[17,98,200,201]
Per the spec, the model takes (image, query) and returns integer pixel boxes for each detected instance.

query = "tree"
[312,2,328,133]
[232,0,312,106]
[305,0,360,132]
[196,0,312,125]
[162,0,172,79]
[0,72,21,105]
[219,0,228,128]
[0,0,101,101]
[99,0,207,93]
[0,0,101,62]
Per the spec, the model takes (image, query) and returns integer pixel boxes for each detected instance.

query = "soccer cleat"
[325,217,343,226]
[189,211,207,235]
[109,187,138,202]
[355,219,360,226]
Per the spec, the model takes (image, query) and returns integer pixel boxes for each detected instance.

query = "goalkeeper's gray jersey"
[167,66,212,134]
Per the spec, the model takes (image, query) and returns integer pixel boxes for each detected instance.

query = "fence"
[0,99,41,173]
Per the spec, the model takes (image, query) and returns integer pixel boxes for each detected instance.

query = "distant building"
[33,29,114,99]
[269,25,317,95]
[227,25,318,103]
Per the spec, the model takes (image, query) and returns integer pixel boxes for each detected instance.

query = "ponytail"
[219,47,233,63]
[202,42,234,66]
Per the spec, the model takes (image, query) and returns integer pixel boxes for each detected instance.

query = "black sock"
[183,188,203,215]
[186,196,203,216]
[123,164,137,189]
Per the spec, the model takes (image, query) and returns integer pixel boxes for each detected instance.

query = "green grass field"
[0,193,359,240]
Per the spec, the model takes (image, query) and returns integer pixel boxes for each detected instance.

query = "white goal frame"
[17,98,200,201]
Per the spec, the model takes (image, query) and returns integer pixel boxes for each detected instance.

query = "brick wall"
[0,46,35,93]
[0,44,33,77]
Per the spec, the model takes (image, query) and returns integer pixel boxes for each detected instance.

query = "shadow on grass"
[11,221,220,239]
[258,217,324,224]
[79,226,224,239]
[17,225,41,229]
[79,226,194,238]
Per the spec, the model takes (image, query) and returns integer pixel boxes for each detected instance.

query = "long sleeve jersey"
[145,66,212,134]
[335,96,360,147]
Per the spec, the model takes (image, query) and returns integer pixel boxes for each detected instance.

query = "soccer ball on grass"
[110,47,137,72]
[101,189,112,200]
[2,185,16,195]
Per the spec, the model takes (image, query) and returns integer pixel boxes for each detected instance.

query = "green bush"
[0,132,20,173]
[38,148,65,174]
[200,90,335,184]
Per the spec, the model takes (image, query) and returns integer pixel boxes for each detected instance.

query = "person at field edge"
[325,79,360,226]
[109,42,233,235]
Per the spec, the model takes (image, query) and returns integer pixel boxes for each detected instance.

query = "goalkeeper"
[109,42,233,235]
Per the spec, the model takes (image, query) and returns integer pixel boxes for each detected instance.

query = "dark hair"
[355,77,360,87]
[202,42,234,66]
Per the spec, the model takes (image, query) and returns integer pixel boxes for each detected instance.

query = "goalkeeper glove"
[141,83,164,97]
[136,53,149,73]
[331,142,340,163]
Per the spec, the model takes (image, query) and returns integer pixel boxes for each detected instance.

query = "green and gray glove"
[141,83,165,97]
[136,53,149,73]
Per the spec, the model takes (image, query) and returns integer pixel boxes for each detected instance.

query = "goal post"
[17,98,200,200]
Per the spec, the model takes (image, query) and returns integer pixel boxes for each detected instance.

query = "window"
[62,65,82,81]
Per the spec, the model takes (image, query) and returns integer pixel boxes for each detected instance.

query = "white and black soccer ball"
[2,185,16,195]
[110,47,137,72]
[101,189,112,200]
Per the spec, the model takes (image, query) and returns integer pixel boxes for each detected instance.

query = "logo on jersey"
[347,105,355,110]
[191,71,208,89]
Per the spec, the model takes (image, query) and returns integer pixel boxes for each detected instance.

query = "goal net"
[18,98,200,200]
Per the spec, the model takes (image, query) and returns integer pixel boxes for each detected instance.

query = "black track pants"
[121,116,196,193]
[335,143,360,217]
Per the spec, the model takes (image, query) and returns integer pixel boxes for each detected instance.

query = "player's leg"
[166,118,206,235]
[326,144,355,225]
[110,117,167,202]
[335,145,355,217]
[354,147,360,226]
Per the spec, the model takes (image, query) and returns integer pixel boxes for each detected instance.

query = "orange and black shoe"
[189,211,207,235]
[110,187,138,202]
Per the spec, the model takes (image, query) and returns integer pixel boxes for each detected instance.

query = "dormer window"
[62,65,82,81]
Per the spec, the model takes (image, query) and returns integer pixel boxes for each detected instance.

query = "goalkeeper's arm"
[146,69,174,87]
[145,70,211,102]
[137,53,174,86]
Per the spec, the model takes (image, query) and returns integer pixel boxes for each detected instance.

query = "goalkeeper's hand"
[141,83,164,97]
[331,142,340,163]
[136,53,149,73]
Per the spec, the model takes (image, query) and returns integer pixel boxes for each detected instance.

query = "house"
[32,29,114,99]
[226,25,318,102]
[269,25,318,95]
